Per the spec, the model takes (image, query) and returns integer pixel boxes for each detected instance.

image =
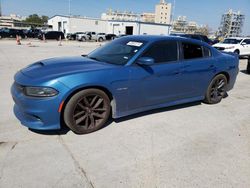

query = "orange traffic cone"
[43,34,47,43]
[16,35,21,45]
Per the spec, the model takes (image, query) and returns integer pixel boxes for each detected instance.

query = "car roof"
[226,37,245,40]
[120,35,210,47]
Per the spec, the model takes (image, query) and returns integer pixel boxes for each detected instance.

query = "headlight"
[25,87,58,97]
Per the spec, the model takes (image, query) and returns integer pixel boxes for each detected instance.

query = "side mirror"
[137,57,155,66]
[241,42,247,46]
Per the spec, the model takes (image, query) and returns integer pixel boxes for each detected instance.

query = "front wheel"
[98,37,104,42]
[81,37,86,42]
[204,74,228,104]
[64,89,111,134]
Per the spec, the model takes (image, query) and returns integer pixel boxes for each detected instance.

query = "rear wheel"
[204,74,228,104]
[64,89,111,134]
[247,59,250,74]
[98,37,104,42]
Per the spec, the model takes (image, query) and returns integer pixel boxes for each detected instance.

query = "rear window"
[182,42,203,59]
[203,47,211,57]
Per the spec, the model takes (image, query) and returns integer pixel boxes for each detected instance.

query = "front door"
[128,41,185,110]
[241,39,250,55]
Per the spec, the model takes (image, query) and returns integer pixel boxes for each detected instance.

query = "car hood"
[21,56,116,79]
[213,43,237,47]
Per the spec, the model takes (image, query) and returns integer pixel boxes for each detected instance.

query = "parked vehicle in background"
[24,29,41,38]
[11,35,239,134]
[213,37,250,56]
[105,34,116,40]
[116,34,128,38]
[85,32,106,42]
[38,31,65,40]
[67,32,86,40]
[171,33,213,45]
[0,28,26,39]
[76,32,90,41]
[212,38,220,45]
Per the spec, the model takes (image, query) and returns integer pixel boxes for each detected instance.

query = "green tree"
[25,14,48,25]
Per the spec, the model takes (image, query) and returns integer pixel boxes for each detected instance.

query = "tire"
[204,74,228,104]
[64,89,111,134]
[81,37,86,42]
[98,37,104,42]
[247,60,250,74]
[234,49,240,55]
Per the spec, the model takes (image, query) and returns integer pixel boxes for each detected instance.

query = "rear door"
[179,42,215,97]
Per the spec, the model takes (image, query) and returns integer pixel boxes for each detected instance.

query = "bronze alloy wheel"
[64,89,111,134]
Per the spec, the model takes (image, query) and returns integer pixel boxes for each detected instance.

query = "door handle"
[209,64,215,68]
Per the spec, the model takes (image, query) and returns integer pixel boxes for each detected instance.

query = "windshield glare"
[223,39,242,44]
[87,38,146,65]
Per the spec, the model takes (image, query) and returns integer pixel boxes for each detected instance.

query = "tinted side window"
[203,47,211,57]
[142,41,178,63]
[182,43,203,59]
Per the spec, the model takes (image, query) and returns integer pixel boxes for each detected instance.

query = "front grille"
[214,47,225,51]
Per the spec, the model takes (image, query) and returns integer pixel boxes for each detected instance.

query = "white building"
[48,15,171,36]
[0,14,25,28]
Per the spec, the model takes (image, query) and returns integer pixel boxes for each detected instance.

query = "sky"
[1,0,250,35]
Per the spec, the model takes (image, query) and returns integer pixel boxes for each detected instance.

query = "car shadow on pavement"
[114,101,202,124]
[240,70,250,75]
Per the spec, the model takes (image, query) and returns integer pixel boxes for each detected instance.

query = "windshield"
[87,38,146,65]
[223,39,242,44]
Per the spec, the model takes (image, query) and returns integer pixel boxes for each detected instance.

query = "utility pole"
[0,0,2,17]
[68,0,71,16]
[170,0,176,33]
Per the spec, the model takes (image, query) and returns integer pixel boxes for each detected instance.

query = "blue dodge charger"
[11,35,239,134]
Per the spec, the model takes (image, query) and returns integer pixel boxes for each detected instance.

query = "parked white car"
[76,32,90,41]
[213,37,250,56]
[86,32,106,42]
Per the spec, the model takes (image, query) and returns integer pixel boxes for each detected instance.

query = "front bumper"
[11,81,68,131]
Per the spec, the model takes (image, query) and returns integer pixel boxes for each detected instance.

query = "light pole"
[68,0,72,34]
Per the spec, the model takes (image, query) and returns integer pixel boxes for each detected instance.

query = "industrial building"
[171,16,208,35]
[101,0,172,25]
[48,15,171,36]
[218,9,245,38]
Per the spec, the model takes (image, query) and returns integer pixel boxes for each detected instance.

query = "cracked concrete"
[0,39,250,188]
